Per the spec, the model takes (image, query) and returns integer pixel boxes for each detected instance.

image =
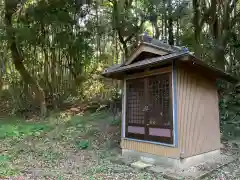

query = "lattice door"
[125,73,173,144]
[147,73,173,144]
[125,78,145,140]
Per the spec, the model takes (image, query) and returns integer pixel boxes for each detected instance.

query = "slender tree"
[4,0,47,116]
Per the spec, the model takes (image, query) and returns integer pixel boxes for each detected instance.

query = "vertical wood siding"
[121,139,179,158]
[176,64,221,158]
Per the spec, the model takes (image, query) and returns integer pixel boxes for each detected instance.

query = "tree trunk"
[176,18,180,45]
[167,0,174,45]
[153,20,160,39]
[161,13,164,39]
[214,46,225,70]
[176,0,180,45]
[5,5,47,117]
[164,1,168,41]
[11,43,47,116]
[192,0,201,57]
[209,0,229,70]
[122,40,128,58]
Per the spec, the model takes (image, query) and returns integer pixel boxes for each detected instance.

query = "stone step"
[131,161,153,169]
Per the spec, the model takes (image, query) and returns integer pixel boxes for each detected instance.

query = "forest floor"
[0,107,240,180]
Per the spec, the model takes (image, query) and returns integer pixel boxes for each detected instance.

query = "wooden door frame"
[144,77,149,141]
[145,72,173,144]
[122,64,176,146]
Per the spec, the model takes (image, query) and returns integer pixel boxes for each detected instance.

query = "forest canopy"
[0,0,240,138]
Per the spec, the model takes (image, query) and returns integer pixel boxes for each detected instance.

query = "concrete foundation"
[122,148,221,169]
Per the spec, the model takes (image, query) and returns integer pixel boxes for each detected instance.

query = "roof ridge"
[140,33,188,53]
[104,51,189,74]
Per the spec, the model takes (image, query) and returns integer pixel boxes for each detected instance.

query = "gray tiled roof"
[103,51,188,74]
[142,36,183,52]
[102,35,237,82]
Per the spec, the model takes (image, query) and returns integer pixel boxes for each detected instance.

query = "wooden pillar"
[121,79,126,138]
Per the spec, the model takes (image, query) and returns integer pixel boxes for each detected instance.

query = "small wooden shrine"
[102,35,237,167]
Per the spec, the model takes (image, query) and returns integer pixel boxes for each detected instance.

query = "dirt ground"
[0,109,240,180]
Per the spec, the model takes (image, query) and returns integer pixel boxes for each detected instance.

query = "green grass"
[0,154,18,177]
[75,139,90,149]
[0,117,56,177]
[0,119,52,139]
[0,110,110,140]
[110,116,121,126]
[68,111,112,126]
[37,150,63,164]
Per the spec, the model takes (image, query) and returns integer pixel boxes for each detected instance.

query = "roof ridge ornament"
[182,47,189,52]
[142,32,152,43]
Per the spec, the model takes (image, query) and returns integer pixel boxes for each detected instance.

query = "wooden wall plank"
[121,139,180,158]
[176,63,221,158]
[126,66,172,80]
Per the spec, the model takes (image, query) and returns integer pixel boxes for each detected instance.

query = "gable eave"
[102,52,237,83]
[124,43,171,66]
[102,52,188,79]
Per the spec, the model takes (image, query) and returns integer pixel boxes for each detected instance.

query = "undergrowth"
[0,110,120,178]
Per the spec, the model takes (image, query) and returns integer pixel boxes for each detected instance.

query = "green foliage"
[0,155,9,163]
[69,115,88,126]
[0,0,240,148]
[219,82,240,140]
[0,110,118,178]
[0,165,18,177]
[69,111,112,126]
[110,117,121,126]
[0,0,95,113]
[85,128,100,137]
[0,154,18,177]
[75,140,90,149]
[0,120,52,139]
[86,164,109,174]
